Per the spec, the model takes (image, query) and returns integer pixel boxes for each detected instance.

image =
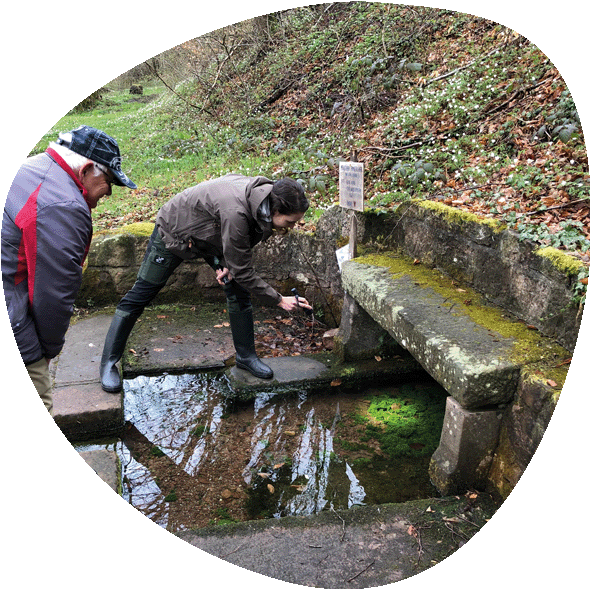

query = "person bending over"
[100,174,311,392]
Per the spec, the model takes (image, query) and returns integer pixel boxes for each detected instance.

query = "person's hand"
[278,295,312,312]
[215,267,232,285]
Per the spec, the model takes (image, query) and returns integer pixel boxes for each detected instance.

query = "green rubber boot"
[229,309,273,379]
[100,311,137,393]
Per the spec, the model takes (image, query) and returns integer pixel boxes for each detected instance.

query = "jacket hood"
[244,176,274,219]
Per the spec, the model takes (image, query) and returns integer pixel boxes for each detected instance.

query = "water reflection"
[111,373,442,531]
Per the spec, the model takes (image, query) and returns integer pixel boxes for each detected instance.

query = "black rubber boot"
[100,311,138,393]
[229,309,273,379]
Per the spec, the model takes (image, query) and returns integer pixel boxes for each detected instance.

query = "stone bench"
[339,254,570,494]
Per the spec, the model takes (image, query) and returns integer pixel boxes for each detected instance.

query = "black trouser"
[103,225,272,386]
[116,226,250,319]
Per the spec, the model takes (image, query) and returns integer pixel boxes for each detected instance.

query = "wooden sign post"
[338,161,364,260]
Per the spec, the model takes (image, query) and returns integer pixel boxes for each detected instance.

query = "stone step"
[52,314,124,442]
[225,353,424,402]
[341,255,568,410]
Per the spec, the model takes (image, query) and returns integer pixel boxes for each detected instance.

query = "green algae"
[354,252,571,392]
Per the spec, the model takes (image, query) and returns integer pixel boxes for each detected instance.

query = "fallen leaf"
[375,355,382,361]
[267,484,275,494]
[547,379,558,387]
[273,463,285,469]
[407,525,418,538]
[257,472,270,479]
[331,379,342,387]
[156,315,168,319]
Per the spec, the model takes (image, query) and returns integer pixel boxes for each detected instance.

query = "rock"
[322,328,338,350]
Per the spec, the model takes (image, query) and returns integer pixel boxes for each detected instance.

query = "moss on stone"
[417,200,504,232]
[114,222,155,237]
[95,222,154,238]
[535,246,586,276]
[361,383,447,458]
[354,252,571,392]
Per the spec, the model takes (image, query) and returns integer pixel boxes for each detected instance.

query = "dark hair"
[270,178,309,215]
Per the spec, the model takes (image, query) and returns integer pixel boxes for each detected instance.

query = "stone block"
[341,261,522,408]
[79,449,120,493]
[53,382,124,442]
[429,397,504,495]
[334,292,402,361]
[51,314,124,441]
[88,232,145,268]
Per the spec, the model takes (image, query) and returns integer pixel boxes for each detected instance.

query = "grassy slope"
[31,4,589,285]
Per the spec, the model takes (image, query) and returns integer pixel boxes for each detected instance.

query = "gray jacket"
[2,150,93,364]
[156,174,281,305]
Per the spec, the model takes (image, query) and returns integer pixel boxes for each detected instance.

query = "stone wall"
[78,205,584,352]
[486,369,558,498]
[76,209,349,327]
[76,225,221,306]
[356,202,584,353]
[77,203,583,499]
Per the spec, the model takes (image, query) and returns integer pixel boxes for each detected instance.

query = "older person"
[100,174,311,392]
[2,125,136,414]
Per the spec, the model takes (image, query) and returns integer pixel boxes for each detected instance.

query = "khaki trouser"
[26,357,53,415]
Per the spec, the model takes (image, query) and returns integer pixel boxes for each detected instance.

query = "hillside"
[35,3,589,292]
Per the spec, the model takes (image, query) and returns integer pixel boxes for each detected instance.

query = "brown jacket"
[155,174,281,305]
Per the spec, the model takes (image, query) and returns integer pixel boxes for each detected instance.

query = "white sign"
[335,244,351,272]
[339,161,364,212]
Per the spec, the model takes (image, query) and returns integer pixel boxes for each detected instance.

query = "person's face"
[79,163,114,208]
[272,211,304,234]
